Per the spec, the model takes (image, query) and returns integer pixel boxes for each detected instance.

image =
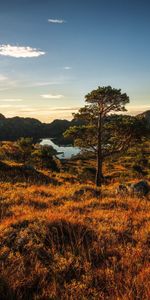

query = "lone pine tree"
[64,86,142,186]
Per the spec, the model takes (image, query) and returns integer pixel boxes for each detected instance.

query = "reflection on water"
[40,139,80,159]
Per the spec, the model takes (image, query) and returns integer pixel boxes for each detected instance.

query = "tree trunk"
[96,112,103,187]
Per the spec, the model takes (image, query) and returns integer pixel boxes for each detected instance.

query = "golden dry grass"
[0,166,149,300]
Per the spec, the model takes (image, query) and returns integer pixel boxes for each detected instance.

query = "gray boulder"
[130,181,150,196]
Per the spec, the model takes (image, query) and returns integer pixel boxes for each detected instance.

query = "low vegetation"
[0,140,149,299]
[0,86,150,299]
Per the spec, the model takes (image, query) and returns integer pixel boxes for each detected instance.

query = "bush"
[32,145,60,171]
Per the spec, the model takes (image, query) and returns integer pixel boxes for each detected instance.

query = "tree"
[64,86,131,186]
[32,145,60,171]
[16,137,34,162]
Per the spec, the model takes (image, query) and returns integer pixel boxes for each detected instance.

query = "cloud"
[10,106,80,115]
[3,103,150,123]
[126,104,150,115]
[17,106,79,112]
[0,74,68,91]
[2,106,80,122]
[0,74,8,81]
[0,82,18,91]
[48,19,65,24]
[0,44,45,58]
[0,104,26,108]
[0,80,62,92]
[0,99,23,102]
[32,81,60,87]
[0,75,18,91]
[47,106,80,111]
[64,66,71,70]
[41,94,64,99]
[127,105,150,109]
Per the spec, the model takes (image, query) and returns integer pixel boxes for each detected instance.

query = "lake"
[40,138,80,159]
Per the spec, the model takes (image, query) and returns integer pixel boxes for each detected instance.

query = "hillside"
[0,139,149,300]
[0,113,149,299]
[0,110,149,142]
[0,114,83,143]
[137,110,150,126]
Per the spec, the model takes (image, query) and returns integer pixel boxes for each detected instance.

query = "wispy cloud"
[41,94,64,99]
[0,80,63,92]
[0,74,69,91]
[0,99,23,102]
[0,44,45,58]
[48,19,66,24]
[3,106,80,122]
[3,104,149,123]
[19,106,80,113]
[31,81,61,87]
[127,105,150,109]
[0,74,8,81]
[64,66,71,70]
[0,75,18,91]
[0,104,26,108]
[126,104,150,115]
[47,106,80,111]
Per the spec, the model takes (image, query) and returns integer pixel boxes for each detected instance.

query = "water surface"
[40,138,80,159]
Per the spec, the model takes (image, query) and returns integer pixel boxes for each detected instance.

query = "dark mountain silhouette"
[0,114,83,143]
[0,115,42,140]
[137,110,150,126]
[0,111,148,143]
[0,113,6,120]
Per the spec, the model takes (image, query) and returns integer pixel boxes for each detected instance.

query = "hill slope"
[0,115,82,142]
[0,166,149,299]
[0,110,149,142]
[137,110,150,126]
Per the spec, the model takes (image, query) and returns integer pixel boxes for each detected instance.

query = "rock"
[116,184,129,195]
[130,181,150,196]
[73,187,101,200]
[22,165,35,171]
[132,164,145,175]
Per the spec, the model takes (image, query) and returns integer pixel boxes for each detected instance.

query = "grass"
[0,163,150,299]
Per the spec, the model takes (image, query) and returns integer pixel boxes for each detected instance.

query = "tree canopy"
[64,86,147,186]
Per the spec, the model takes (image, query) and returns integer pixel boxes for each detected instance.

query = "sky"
[0,0,150,122]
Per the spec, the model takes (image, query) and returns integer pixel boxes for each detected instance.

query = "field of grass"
[0,161,150,300]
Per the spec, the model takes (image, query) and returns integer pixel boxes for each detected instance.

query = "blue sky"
[0,0,150,122]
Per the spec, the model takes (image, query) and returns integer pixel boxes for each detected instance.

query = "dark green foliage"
[16,137,34,162]
[132,164,146,176]
[0,110,149,144]
[65,88,132,156]
[0,116,42,140]
[32,145,60,171]
[0,139,61,172]
[138,158,149,167]
[65,110,148,160]
[64,86,149,186]
[64,86,131,186]
[0,115,83,143]
[85,85,129,111]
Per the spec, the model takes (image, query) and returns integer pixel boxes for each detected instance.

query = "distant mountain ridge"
[137,110,150,125]
[0,114,82,142]
[0,110,149,142]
